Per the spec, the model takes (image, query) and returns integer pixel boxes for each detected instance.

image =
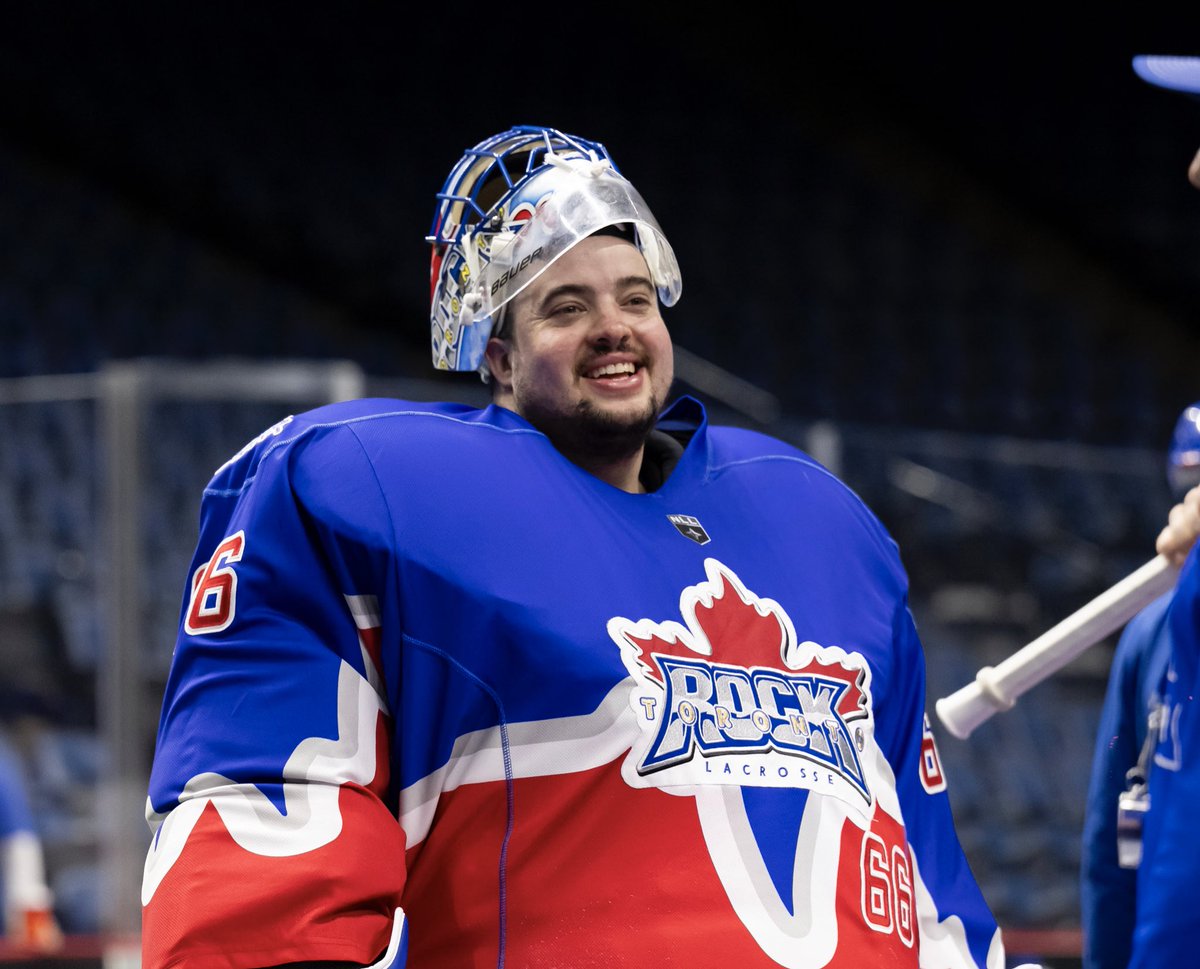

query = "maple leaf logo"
[609,559,867,722]
[607,559,873,805]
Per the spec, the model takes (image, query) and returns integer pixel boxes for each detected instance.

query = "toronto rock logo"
[608,558,874,812]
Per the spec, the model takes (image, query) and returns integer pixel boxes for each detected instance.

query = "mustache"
[579,337,646,371]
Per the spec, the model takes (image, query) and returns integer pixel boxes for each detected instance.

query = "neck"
[494,390,652,494]
[568,446,647,494]
[533,419,649,494]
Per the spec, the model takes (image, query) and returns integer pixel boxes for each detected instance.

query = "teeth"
[588,362,637,378]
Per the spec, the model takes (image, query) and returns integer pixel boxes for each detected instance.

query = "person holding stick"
[1128,479,1200,969]
[1120,54,1200,969]
[1081,403,1200,969]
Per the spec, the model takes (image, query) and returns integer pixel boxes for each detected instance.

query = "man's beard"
[524,393,662,469]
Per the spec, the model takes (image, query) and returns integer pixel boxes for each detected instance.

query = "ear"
[484,336,514,392]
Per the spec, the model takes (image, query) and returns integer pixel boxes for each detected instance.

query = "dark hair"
[591,223,635,243]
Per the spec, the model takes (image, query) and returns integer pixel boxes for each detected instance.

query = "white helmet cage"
[427,126,682,377]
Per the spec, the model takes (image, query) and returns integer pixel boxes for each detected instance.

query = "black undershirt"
[637,427,688,492]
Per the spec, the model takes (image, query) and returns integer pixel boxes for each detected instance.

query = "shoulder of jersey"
[708,423,897,551]
[707,424,853,495]
[707,423,809,462]
[205,397,495,491]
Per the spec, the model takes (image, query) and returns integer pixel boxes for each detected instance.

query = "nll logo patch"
[667,514,710,545]
[607,558,875,814]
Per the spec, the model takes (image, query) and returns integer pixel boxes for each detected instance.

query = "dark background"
[0,6,1197,444]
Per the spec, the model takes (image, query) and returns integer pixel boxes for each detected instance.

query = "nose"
[588,297,633,349]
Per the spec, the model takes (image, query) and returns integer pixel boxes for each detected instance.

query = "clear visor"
[461,159,682,324]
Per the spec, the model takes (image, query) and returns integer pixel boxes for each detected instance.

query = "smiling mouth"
[585,361,639,380]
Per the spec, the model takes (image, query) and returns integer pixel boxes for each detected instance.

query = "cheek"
[647,325,674,390]
[512,340,577,394]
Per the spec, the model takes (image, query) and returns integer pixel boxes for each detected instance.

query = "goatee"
[528,395,662,468]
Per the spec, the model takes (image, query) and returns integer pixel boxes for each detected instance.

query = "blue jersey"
[0,735,35,842]
[1081,592,1172,969]
[143,396,1002,969]
[1130,550,1200,969]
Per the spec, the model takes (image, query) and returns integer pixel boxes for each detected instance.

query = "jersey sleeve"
[1080,596,1170,969]
[1129,555,1200,969]
[142,416,407,969]
[886,600,1002,969]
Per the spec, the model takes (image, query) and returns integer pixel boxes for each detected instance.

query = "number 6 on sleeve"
[184,531,246,635]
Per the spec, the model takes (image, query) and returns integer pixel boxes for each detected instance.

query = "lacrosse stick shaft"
[935,555,1180,739]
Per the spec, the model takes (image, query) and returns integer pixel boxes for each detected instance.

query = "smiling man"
[142,126,1004,969]
[484,230,674,492]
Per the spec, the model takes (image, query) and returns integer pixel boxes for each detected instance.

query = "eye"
[548,302,586,320]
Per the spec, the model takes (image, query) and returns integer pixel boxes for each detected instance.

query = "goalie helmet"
[427,125,682,377]
[1169,401,1200,498]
